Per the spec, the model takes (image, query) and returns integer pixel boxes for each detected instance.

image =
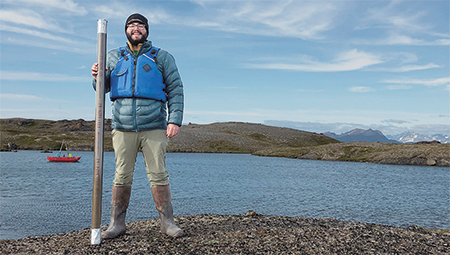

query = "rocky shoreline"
[1,212,449,254]
[254,141,450,167]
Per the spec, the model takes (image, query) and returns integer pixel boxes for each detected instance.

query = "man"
[91,13,184,239]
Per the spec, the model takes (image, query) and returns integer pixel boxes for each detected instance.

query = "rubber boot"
[151,185,185,237]
[102,185,131,239]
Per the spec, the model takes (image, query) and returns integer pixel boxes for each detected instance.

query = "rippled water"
[1,150,449,240]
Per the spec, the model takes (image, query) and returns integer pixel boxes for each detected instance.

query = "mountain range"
[386,132,450,144]
[324,129,449,144]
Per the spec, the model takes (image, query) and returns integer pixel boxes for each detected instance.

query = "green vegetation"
[0,118,113,151]
[204,140,251,153]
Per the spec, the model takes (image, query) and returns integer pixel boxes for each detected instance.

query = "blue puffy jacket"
[93,41,184,131]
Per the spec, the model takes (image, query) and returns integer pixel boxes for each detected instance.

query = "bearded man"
[91,13,184,239]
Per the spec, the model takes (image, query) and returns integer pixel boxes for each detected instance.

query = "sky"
[0,0,449,136]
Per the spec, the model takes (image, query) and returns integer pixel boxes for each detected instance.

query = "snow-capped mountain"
[324,128,398,143]
[324,129,449,144]
[386,132,450,144]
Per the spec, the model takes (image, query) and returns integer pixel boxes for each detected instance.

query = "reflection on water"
[1,150,449,240]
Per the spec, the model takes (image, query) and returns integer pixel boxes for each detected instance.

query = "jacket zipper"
[131,49,138,131]
[133,99,138,131]
[132,57,137,97]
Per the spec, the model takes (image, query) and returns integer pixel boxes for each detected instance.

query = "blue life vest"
[110,46,166,102]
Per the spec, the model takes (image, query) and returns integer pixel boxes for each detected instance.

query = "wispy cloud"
[3,0,88,16]
[349,86,374,93]
[384,34,450,46]
[0,1,95,53]
[1,36,94,54]
[375,63,440,72]
[356,34,450,46]
[382,119,411,125]
[246,49,383,72]
[381,77,450,87]
[385,85,412,90]
[182,1,341,40]
[93,3,171,25]
[0,9,63,31]
[353,0,450,46]
[0,25,86,45]
[0,93,43,101]
[0,71,91,82]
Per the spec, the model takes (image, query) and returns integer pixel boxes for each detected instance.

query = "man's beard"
[126,32,148,45]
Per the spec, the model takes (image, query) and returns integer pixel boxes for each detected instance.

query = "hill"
[0,118,338,153]
[169,122,339,153]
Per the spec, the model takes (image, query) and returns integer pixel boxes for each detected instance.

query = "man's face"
[126,22,148,45]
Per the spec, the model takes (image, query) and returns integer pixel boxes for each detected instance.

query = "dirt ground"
[1,212,449,254]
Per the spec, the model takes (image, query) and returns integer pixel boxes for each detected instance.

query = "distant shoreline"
[1,118,449,167]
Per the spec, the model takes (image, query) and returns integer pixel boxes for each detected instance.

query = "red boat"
[47,156,81,162]
[46,140,81,162]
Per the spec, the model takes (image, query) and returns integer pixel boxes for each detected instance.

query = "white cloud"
[0,93,43,101]
[353,0,450,46]
[0,71,91,82]
[349,86,374,93]
[379,34,449,46]
[382,119,411,125]
[0,9,63,31]
[186,110,265,118]
[246,49,383,72]
[2,36,94,54]
[184,1,341,40]
[3,0,88,15]
[381,63,440,72]
[0,25,83,44]
[381,77,450,87]
[385,85,412,90]
[93,2,172,25]
[353,33,450,46]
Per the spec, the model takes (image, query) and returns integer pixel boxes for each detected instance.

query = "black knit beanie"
[125,13,149,32]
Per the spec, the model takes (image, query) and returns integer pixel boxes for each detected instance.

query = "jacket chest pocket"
[111,68,129,90]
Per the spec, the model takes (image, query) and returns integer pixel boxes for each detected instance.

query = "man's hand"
[91,63,108,79]
[91,63,98,79]
[167,124,180,138]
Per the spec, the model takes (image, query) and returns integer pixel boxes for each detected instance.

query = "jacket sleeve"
[92,49,120,94]
[157,50,184,127]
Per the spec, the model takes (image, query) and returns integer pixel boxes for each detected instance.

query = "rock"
[8,142,17,150]
[244,210,258,217]
[427,158,437,166]
[416,140,441,144]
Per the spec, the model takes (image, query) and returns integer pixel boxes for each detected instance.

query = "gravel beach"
[1,212,449,254]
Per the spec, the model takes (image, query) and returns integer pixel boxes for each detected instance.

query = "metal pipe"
[91,18,107,245]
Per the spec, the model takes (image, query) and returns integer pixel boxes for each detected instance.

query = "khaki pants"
[112,129,169,187]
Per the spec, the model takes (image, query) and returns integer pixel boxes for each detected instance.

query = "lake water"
[0,150,449,240]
